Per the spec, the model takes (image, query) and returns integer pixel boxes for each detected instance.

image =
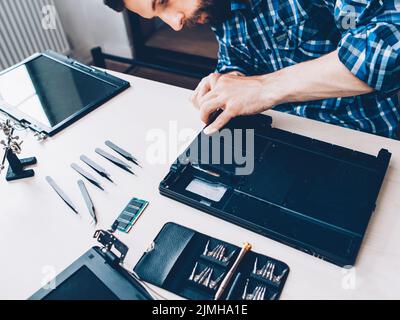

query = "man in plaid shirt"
[106,0,400,139]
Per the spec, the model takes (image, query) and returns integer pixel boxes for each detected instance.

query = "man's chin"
[185,20,208,29]
[190,0,232,27]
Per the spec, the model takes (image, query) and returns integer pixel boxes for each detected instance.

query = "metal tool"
[254,258,276,281]
[217,246,225,260]
[80,155,114,183]
[194,269,205,283]
[207,244,223,259]
[203,241,236,263]
[204,269,213,287]
[189,262,199,281]
[254,257,285,284]
[189,262,226,290]
[214,245,224,259]
[226,273,241,300]
[252,285,266,300]
[46,176,78,214]
[203,240,210,255]
[78,180,97,225]
[196,267,212,284]
[274,269,288,284]
[210,245,222,258]
[264,262,275,280]
[71,163,104,191]
[223,250,237,263]
[253,257,258,274]
[242,279,250,300]
[269,263,275,280]
[242,281,266,300]
[95,148,135,175]
[105,140,141,167]
[191,264,209,284]
[260,262,270,277]
[209,273,225,289]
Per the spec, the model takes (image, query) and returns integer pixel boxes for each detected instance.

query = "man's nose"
[160,11,185,31]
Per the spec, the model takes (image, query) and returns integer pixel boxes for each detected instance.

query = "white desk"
[1,71,399,300]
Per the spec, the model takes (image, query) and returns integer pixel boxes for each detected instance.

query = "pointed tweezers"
[78,180,97,225]
[46,176,78,214]
[71,163,104,191]
[105,140,141,167]
[95,148,135,175]
[80,155,114,183]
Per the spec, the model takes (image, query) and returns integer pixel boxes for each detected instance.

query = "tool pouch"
[134,223,290,300]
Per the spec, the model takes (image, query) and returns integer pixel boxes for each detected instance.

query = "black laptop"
[159,114,391,267]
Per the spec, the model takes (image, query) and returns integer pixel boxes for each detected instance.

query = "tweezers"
[71,163,104,191]
[105,140,141,167]
[95,148,135,175]
[78,180,97,225]
[80,155,114,183]
[46,176,78,214]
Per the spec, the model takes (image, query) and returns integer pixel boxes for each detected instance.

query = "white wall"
[54,0,133,63]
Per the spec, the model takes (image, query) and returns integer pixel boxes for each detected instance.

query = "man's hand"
[190,51,374,135]
[191,73,279,135]
[190,73,222,110]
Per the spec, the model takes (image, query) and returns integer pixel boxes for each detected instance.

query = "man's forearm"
[263,50,374,106]
[193,50,377,134]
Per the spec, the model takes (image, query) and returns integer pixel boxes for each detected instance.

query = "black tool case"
[134,223,289,300]
[159,114,391,267]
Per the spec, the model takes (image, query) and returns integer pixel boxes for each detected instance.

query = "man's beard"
[187,0,232,26]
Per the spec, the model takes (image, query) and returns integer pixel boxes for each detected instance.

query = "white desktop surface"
[0,71,399,300]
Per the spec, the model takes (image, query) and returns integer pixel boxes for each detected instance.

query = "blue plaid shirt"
[212,0,400,139]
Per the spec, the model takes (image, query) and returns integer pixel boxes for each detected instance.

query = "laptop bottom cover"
[159,115,391,267]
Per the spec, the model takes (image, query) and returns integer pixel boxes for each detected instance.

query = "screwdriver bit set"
[134,223,290,300]
[186,240,289,300]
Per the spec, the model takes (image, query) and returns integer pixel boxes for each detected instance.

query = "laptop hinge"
[93,230,129,266]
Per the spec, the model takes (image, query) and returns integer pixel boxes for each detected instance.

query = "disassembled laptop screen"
[0,53,127,135]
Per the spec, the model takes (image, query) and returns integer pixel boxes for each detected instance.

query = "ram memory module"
[112,198,149,233]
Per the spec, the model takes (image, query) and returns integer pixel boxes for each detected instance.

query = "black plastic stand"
[5,150,37,181]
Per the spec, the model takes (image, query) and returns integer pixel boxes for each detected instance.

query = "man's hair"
[104,0,125,12]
